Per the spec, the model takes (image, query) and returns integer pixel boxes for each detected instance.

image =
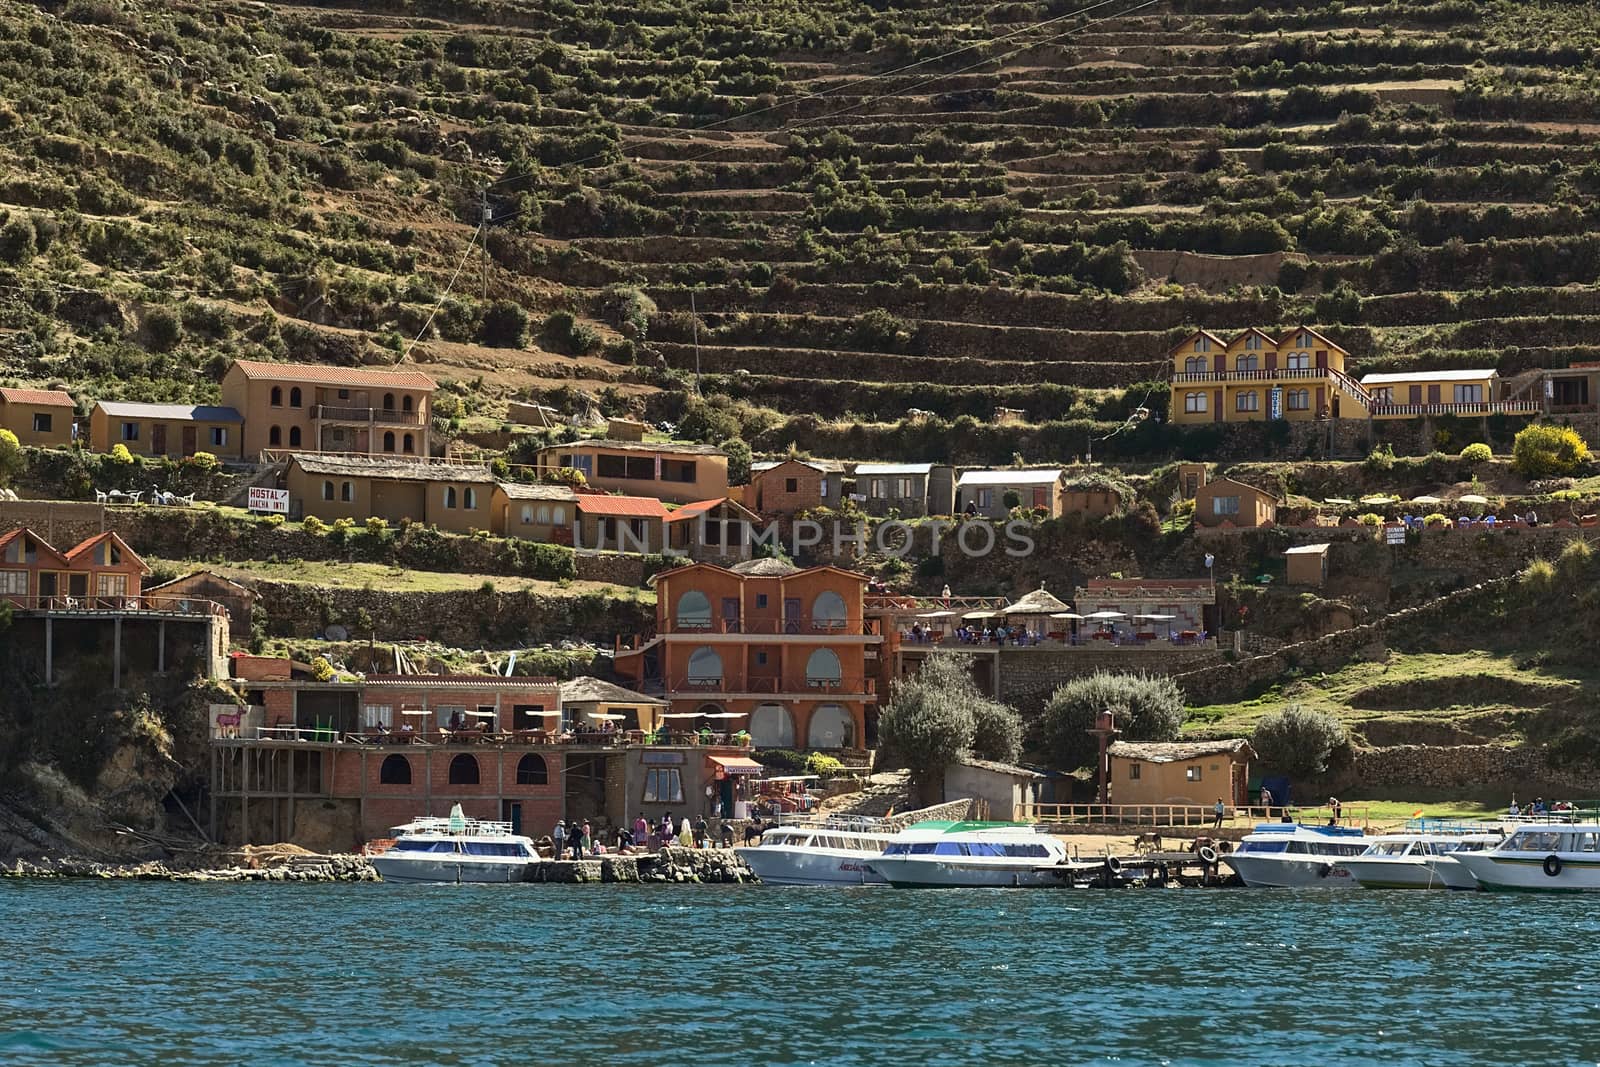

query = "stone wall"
[0,500,106,547]
[1332,744,1600,796]
[999,647,1222,713]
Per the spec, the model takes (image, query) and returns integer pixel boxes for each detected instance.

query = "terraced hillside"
[4,0,1600,461]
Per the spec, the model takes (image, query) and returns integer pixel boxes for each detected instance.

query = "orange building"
[0,387,75,447]
[0,528,150,606]
[219,359,436,459]
[612,559,881,751]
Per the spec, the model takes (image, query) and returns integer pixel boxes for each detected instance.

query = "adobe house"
[573,494,669,553]
[746,458,844,515]
[1061,475,1130,519]
[1175,462,1208,500]
[1193,477,1279,529]
[1108,739,1255,807]
[665,497,760,561]
[89,401,244,459]
[144,570,257,632]
[0,387,75,447]
[220,358,436,459]
[537,438,729,504]
[1284,543,1331,587]
[284,453,496,532]
[943,758,1048,821]
[853,462,956,517]
[492,482,579,543]
[956,468,1066,518]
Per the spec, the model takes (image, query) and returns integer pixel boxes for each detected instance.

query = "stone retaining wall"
[1000,647,1223,713]
[1334,744,1600,796]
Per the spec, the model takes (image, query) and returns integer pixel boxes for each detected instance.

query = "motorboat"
[1450,824,1600,893]
[1343,832,1502,890]
[368,805,541,884]
[865,820,1098,888]
[1221,823,1369,887]
[734,815,895,886]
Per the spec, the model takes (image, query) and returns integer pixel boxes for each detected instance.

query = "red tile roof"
[575,495,669,518]
[229,359,436,390]
[62,531,150,572]
[665,498,757,522]
[0,388,74,407]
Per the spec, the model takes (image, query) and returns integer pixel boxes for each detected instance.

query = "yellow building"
[89,401,244,459]
[536,438,729,505]
[1359,369,1507,419]
[0,388,75,448]
[1170,326,1365,425]
[1108,739,1255,807]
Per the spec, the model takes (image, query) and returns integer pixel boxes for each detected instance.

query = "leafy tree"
[481,299,530,348]
[678,402,740,444]
[0,429,23,487]
[144,307,183,352]
[1041,672,1186,771]
[1251,704,1349,778]
[879,652,1023,784]
[720,437,752,485]
[1512,423,1590,478]
[1459,442,1492,464]
[0,216,35,265]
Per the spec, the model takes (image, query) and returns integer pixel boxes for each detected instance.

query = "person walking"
[552,818,566,860]
[570,820,585,860]
[1259,786,1273,815]
[1212,798,1225,829]
[693,814,709,849]
[633,813,650,852]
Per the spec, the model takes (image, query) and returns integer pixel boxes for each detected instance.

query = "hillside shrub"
[1521,558,1557,590]
[183,451,219,473]
[1558,538,1592,578]
[481,300,530,348]
[1424,513,1448,527]
[0,429,22,488]
[303,515,329,535]
[879,653,1022,782]
[1513,424,1590,478]
[1251,705,1348,778]
[1041,672,1185,771]
[108,443,134,465]
[1357,512,1383,526]
[1459,442,1492,464]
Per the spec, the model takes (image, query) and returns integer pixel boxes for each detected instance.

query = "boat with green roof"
[866,820,1098,888]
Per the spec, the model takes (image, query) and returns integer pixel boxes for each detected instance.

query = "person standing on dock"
[1212,799,1225,829]
[660,813,674,848]
[552,819,566,860]
[634,813,649,852]
[1259,786,1273,815]
[693,814,709,849]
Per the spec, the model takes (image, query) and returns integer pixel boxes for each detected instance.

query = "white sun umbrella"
[916,610,958,619]
[658,712,702,718]
[702,711,746,719]
[400,709,430,718]
[1323,497,1354,506]
[465,709,497,718]
[1050,612,1084,620]
[1359,495,1395,505]
[585,712,626,720]
[1084,610,1127,619]
[962,609,999,620]
[1410,495,1442,505]
[1458,494,1489,504]
[1134,613,1176,621]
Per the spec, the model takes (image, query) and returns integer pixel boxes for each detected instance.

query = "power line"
[400,222,481,362]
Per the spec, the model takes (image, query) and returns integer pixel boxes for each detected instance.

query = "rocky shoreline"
[4,846,756,885]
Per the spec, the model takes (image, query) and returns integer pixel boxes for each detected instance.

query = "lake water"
[2,880,1597,1065]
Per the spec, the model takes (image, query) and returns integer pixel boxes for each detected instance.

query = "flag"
[1412,809,1423,818]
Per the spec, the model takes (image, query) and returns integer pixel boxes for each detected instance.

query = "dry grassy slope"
[2,0,1600,440]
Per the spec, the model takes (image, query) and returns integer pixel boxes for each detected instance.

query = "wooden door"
[150,423,167,455]
[1428,384,1441,404]
[1212,390,1223,422]
[181,425,197,456]
[784,598,802,633]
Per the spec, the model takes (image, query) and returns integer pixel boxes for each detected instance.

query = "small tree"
[145,307,184,352]
[1251,705,1349,779]
[878,652,1023,791]
[1459,442,1492,464]
[720,437,752,485]
[1512,423,1590,478]
[1041,672,1186,771]
[481,299,530,348]
[0,428,23,488]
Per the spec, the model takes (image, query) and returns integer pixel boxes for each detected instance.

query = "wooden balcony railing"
[312,404,426,426]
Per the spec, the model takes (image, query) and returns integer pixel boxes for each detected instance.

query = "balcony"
[1369,400,1541,418]
[659,675,877,697]
[1171,367,1330,384]
[7,594,225,617]
[311,404,425,426]
[664,615,882,637]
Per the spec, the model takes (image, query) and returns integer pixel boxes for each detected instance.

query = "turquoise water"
[3,881,1598,1065]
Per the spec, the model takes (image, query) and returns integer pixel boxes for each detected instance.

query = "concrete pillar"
[44,616,52,686]
[157,619,166,674]
[113,617,122,689]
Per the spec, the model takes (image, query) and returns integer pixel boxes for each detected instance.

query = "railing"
[257,448,474,467]
[6,594,225,616]
[664,675,876,695]
[311,404,425,426]
[229,726,754,749]
[1021,803,1370,827]
[1171,367,1331,384]
[1369,400,1542,417]
[661,616,882,637]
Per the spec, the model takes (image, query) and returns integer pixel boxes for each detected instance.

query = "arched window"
[750,704,795,748]
[807,705,855,749]
[1184,356,1207,374]
[676,590,712,629]
[269,425,282,446]
[1236,354,1258,373]
[383,393,395,411]
[341,481,353,502]
[1236,392,1259,413]
[322,480,334,501]
[379,754,412,785]
[270,386,283,407]
[289,426,302,447]
[289,387,302,408]
[448,754,480,785]
[402,434,414,454]
[812,590,846,629]
[402,395,414,413]
[464,487,477,510]
[516,754,548,785]
[686,646,722,684]
[382,431,395,452]
[445,486,457,509]
[805,647,842,685]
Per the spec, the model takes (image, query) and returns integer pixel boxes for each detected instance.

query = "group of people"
[1397,510,1539,530]
[550,818,597,860]
[954,622,1039,646]
[1508,797,1575,817]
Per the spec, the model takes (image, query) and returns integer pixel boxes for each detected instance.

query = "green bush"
[183,451,219,473]
[303,515,329,535]
[1513,424,1590,478]
[1521,557,1557,590]
[365,516,388,535]
[1459,442,1492,464]
[879,652,1022,782]
[108,443,135,465]
[1424,513,1449,527]
[1357,512,1383,526]
[1041,671,1185,771]
[0,429,23,488]
[481,299,530,348]
[1558,538,1592,577]
[1250,704,1349,778]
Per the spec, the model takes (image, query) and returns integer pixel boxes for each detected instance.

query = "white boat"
[369,806,541,884]
[1450,824,1600,893]
[1343,832,1502,890]
[1221,823,1370,887]
[865,820,1097,888]
[734,816,895,886]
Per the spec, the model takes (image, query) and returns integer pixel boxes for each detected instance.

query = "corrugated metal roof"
[854,462,935,475]
[544,438,726,457]
[1360,369,1497,385]
[95,401,243,422]
[230,358,436,389]
[364,674,558,688]
[0,388,74,407]
[957,469,1064,487]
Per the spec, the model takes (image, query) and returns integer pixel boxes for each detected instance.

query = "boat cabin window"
[462,842,529,858]
[1510,830,1566,852]
[390,839,459,854]
[1235,841,1287,854]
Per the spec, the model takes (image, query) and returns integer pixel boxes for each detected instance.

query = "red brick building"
[0,528,150,606]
